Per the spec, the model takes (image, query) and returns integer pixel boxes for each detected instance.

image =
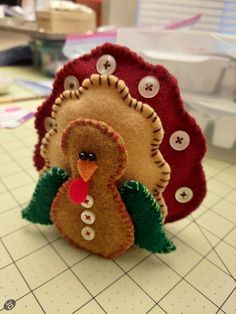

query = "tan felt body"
[41,75,170,218]
[51,119,134,258]
[51,179,134,258]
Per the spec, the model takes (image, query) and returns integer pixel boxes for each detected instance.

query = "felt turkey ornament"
[32,43,207,222]
[22,118,175,258]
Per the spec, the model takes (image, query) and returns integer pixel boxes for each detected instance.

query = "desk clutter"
[0,106,34,129]
[22,43,207,258]
[36,1,96,35]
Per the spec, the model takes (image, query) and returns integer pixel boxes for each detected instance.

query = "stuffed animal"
[32,43,206,222]
[22,43,206,258]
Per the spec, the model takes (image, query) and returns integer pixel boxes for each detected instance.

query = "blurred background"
[0,0,235,162]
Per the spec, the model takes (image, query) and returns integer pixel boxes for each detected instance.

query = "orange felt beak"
[77,159,98,182]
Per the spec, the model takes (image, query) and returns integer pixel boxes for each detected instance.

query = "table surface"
[0,66,235,314]
[0,66,49,103]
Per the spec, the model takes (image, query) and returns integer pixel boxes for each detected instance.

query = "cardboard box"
[75,0,104,27]
[36,7,96,34]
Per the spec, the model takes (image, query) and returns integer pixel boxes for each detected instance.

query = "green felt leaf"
[119,180,176,254]
[21,167,69,225]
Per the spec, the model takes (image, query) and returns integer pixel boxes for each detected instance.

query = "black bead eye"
[88,153,96,161]
[79,151,87,160]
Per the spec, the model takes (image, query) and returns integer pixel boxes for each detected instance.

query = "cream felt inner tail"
[41,74,170,218]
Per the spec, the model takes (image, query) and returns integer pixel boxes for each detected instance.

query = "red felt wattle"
[69,177,88,204]
[33,43,207,222]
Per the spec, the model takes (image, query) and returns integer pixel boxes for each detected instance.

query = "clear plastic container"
[30,38,67,76]
[117,28,236,154]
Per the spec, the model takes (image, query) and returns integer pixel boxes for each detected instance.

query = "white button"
[44,117,56,132]
[169,130,190,151]
[81,210,96,225]
[81,226,95,241]
[175,187,193,203]
[138,76,160,98]
[96,54,116,75]
[81,195,94,208]
[64,75,80,90]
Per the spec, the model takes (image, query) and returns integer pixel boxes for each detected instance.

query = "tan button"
[81,226,95,241]
[138,76,160,98]
[64,75,80,91]
[81,195,94,208]
[169,130,190,151]
[81,210,96,225]
[96,54,116,75]
[44,117,56,132]
[175,187,193,203]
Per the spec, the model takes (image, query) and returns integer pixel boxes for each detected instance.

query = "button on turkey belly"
[80,210,96,225]
[81,226,95,241]
[81,195,94,208]
[51,119,134,258]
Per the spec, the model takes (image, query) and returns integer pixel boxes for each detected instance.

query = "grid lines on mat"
[0,107,236,314]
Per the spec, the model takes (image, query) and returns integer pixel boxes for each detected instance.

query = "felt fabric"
[33,42,206,222]
[120,180,176,253]
[21,167,68,224]
[41,74,170,219]
[69,177,88,204]
[51,118,134,258]
[77,159,98,182]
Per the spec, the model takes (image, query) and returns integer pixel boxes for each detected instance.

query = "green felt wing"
[21,167,69,225]
[119,180,176,253]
